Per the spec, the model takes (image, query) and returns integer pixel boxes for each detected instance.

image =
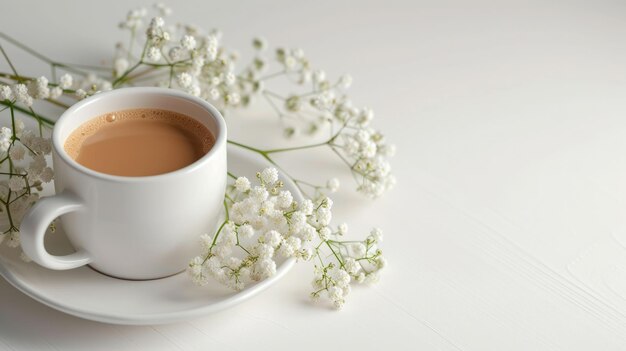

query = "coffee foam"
[64,108,215,160]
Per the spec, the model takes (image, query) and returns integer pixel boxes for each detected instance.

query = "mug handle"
[20,191,92,270]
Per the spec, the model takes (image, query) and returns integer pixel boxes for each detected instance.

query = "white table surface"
[3,0,626,349]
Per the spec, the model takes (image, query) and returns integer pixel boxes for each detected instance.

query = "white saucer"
[0,145,299,325]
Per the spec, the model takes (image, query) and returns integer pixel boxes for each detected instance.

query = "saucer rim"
[0,257,296,325]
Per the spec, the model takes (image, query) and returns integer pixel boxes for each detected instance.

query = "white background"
[3,0,626,349]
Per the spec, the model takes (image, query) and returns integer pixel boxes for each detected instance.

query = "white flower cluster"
[112,6,395,199]
[311,227,385,309]
[0,122,53,251]
[188,168,319,290]
[238,42,396,198]
[118,7,148,30]
[75,73,112,99]
[116,8,245,108]
[301,74,397,198]
[339,127,396,198]
[188,168,386,309]
[0,73,76,106]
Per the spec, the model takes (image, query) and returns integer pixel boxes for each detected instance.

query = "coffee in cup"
[64,108,214,177]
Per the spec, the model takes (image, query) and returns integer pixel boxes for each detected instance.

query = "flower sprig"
[188,168,385,309]
[111,5,396,199]
[0,104,53,253]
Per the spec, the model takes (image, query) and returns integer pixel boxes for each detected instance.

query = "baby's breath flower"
[379,144,396,157]
[176,72,193,88]
[189,167,385,307]
[319,227,331,241]
[75,89,87,99]
[300,225,316,241]
[14,120,24,137]
[338,74,352,89]
[9,145,25,160]
[146,46,162,61]
[40,167,54,183]
[327,286,344,305]
[368,227,383,243]
[252,37,267,50]
[187,84,201,97]
[154,3,172,16]
[327,178,340,193]
[224,72,236,86]
[276,190,293,209]
[254,243,274,259]
[199,233,213,250]
[313,69,326,83]
[0,127,12,153]
[0,85,14,101]
[181,35,197,50]
[12,84,33,106]
[225,92,241,105]
[114,58,130,77]
[343,257,359,275]
[168,46,184,60]
[338,223,348,235]
[234,176,251,192]
[49,86,63,99]
[259,167,278,185]
[263,230,283,247]
[58,73,73,89]
[119,7,147,30]
[209,88,221,100]
[7,177,23,192]
[350,243,367,257]
[285,95,301,112]
[357,107,374,126]
[238,224,254,239]
[28,76,50,99]
[6,230,20,248]
[254,259,276,280]
[150,16,164,29]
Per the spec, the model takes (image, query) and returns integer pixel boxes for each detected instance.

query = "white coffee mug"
[20,87,227,280]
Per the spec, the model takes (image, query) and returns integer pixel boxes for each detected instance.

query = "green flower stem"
[264,140,329,154]
[258,70,287,81]
[9,104,16,139]
[3,191,17,233]
[0,101,54,126]
[202,200,231,264]
[227,139,314,196]
[261,91,285,118]
[223,198,230,220]
[45,98,71,109]
[53,62,110,72]
[263,90,285,100]
[142,59,192,68]
[113,61,143,87]
[0,72,31,81]
[293,178,322,189]
[325,241,345,269]
[113,40,150,87]
[227,140,269,158]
